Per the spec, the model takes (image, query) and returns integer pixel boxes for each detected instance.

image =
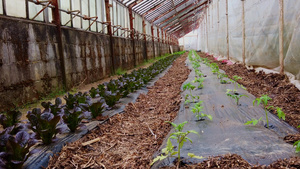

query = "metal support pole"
[128,7,137,67]
[242,0,246,66]
[26,0,29,19]
[2,0,6,15]
[105,0,115,73]
[52,0,67,90]
[279,0,284,74]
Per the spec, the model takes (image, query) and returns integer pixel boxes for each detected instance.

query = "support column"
[128,8,137,67]
[242,0,246,65]
[226,0,229,60]
[142,17,148,60]
[105,0,115,73]
[151,25,155,57]
[279,0,284,74]
[206,3,208,52]
[52,0,67,90]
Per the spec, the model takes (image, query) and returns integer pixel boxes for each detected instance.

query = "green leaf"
[188,153,204,159]
[150,154,168,165]
[293,140,300,153]
[186,136,193,143]
[207,115,213,121]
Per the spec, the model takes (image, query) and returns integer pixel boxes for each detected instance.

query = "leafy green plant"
[192,77,205,89]
[183,83,199,103]
[0,128,38,169]
[89,87,99,98]
[41,98,63,116]
[229,75,245,92]
[195,69,204,78]
[244,117,263,126]
[151,121,202,167]
[116,68,126,75]
[191,101,212,121]
[89,100,106,118]
[293,140,300,153]
[26,108,63,144]
[217,72,228,84]
[226,89,248,105]
[253,95,272,128]
[210,63,219,74]
[0,110,22,129]
[268,106,286,120]
[62,107,88,132]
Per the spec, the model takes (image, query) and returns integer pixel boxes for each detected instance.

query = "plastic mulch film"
[152,58,299,168]
[198,0,300,80]
[24,64,174,169]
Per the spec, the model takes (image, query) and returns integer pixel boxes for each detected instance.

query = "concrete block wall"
[0,16,180,111]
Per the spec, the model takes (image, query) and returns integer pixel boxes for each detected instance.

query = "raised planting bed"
[0,51,185,169]
[151,51,300,168]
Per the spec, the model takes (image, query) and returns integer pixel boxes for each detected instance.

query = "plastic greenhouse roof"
[117,0,209,38]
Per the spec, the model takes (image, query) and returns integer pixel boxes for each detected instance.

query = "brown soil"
[162,154,300,169]
[47,54,191,168]
[198,52,300,132]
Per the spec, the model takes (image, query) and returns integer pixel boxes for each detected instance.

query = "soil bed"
[47,54,191,168]
[198,52,300,131]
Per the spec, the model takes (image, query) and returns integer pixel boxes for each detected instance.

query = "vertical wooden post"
[226,0,229,60]
[142,17,148,60]
[279,0,284,74]
[157,28,160,42]
[128,7,137,66]
[105,0,115,73]
[242,0,246,65]
[151,25,155,57]
[52,0,67,90]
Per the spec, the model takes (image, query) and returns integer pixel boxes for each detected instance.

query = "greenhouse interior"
[0,0,299,168]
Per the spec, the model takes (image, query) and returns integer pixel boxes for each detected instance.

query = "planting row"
[151,50,299,168]
[0,51,185,169]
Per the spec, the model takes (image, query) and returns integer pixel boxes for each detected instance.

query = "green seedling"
[244,117,263,126]
[151,121,202,167]
[210,63,219,74]
[192,61,201,69]
[294,140,300,153]
[217,72,228,84]
[226,89,248,105]
[192,77,205,89]
[191,101,212,121]
[195,69,204,78]
[268,106,286,120]
[253,95,272,128]
[229,75,246,92]
[183,83,198,103]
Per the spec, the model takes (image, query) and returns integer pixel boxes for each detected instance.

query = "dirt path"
[47,54,190,168]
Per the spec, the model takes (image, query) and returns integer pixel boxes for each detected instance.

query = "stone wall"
[0,16,180,111]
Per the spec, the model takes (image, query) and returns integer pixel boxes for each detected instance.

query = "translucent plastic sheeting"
[0,0,3,14]
[6,0,26,18]
[152,58,299,168]
[60,0,71,27]
[71,0,81,29]
[199,0,300,80]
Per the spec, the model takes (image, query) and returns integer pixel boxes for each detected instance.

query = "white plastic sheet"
[6,0,26,18]
[198,0,300,80]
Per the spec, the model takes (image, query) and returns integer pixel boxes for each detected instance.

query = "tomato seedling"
[226,89,248,106]
[151,121,202,167]
[191,101,212,121]
[253,95,272,128]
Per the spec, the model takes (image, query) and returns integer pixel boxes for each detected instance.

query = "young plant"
[229,75,244,92]
[183,83,198,103]
[151,121,202,167]
[62,107,89,132]
[89,87,100,98]
[210,63,219,74]
[191,101,213,121]
[0,128,38,169]
[244,117,263,126]
[195,69,204,78]
[226,89,248,106]
[253,95,272,128]
[268,106,286,120]
[0,110,22,129]
[294,140,300,153]
[192,77,205,89]
[26,108,63,144]
[41,98,63,116]
[89,100,106,118]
